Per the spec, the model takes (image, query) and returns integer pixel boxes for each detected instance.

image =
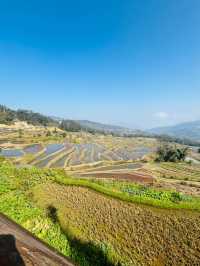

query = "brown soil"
[79,171,155,184]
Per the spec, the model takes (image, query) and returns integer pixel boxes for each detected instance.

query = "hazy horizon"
[1,1,200,128]
[2,103,200,131]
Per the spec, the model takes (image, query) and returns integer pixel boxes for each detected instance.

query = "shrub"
[46,130,52,137]
[62,132,67,138]
[170,192,182,203]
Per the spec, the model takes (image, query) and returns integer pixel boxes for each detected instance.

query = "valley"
[1,2,199,265]
[0,120,200,265]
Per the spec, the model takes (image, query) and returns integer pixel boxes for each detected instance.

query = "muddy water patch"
[23,144,42,154]
[0,149,24,157]
[45,143,64,155]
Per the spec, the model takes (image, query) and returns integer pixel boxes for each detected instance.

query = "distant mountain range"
[1,104,200,141]
[77,120,140,135]
[51,118,141,135]
[148,120,200,141]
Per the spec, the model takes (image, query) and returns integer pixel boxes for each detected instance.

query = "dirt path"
[0,213,74,266]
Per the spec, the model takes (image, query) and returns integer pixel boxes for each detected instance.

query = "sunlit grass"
[55,174,200,211]
[1,161,200,265]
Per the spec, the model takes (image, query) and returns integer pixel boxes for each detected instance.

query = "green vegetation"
[155,144,188,162]
[0,162,100,265]
[60,119,107,134]
[1,160,200,213]
[60,120,83,132]
[0,162,124,265]
[0,105,57,126]
[152,133,200,147]
[54,175,200,211]
[1,105,200,265]
[34,183,200,266]
[0,161,200,265]
[92,179,192,203]
[0,105,15,124]
[1,104,200,149]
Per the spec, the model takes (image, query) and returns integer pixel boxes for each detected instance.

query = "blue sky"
[0,0,200,129]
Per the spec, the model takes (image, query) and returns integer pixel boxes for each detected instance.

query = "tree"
[156,144,188,162]
[0,105,59,126]
[59,120,82,132]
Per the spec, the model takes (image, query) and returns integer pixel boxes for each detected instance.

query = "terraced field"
[1,122,200,265]
[33,183,200,266]
[1,126,200,193]
[0,128,159,185]
[1,162,200,266]
[143,162,200,196]
[0,136,155,168]
[147,162,200,182]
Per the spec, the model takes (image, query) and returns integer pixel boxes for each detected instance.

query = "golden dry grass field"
[33,182,200,266]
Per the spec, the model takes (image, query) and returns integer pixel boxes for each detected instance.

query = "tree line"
[0,105,57,126]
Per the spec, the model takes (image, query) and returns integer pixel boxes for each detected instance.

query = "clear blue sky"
[0,0,200,129]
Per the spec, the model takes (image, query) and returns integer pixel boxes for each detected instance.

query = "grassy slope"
[55,175,200,211]
[0,161,200,265]
[34,183,200,266]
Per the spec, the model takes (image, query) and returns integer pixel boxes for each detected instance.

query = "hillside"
[1,104,200,265]
[148,120,200,141]
[5,104,200,142]
[0,104,140,135]
[0,105,57,127]
[0,162,200,266]
[77,120,140,135]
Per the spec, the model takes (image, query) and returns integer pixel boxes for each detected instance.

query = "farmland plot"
[0,134,156,168]
[34,183,200,266]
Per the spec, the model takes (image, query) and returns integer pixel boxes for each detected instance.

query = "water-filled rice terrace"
[0,141,153,168]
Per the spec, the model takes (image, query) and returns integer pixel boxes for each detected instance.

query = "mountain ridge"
[148,120,200,141]
[0,104,140,135]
